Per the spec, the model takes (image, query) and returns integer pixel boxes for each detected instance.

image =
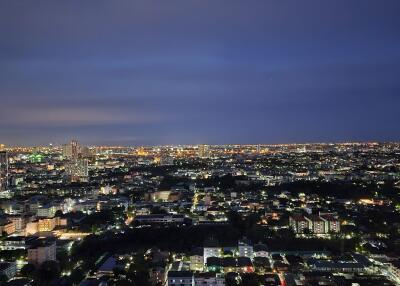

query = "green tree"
[37,260,61,285]
[241,273,260,286]
[68,268,85,285]
[57,249,71,272]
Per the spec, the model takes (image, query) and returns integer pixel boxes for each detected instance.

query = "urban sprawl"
[0,142,399,286]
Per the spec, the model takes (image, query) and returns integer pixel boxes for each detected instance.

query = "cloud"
[0,107,168,127]
[0,0,400,145]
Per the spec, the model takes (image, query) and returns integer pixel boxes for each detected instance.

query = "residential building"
[26,217,67,235]
[203,238,221,265]
[0,151,8,192]
[27,239,56,266]
[134,214,186,225]
[37,204,58,218]
[238,239,254,259]
[7,215,27,233]
[0,236,38,251]
[290,215,309,234]
[167,271,194,286]
[190,248,204,271]
[290,215,340,234]
[0,220,15,235]
[198,145,210,158]
[254,243,269,258]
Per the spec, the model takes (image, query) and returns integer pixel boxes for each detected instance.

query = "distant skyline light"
[1,0,400,146]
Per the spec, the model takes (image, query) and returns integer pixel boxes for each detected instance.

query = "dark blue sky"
[1,0,399,146]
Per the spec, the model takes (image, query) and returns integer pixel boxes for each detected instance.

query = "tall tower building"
[62,143,72,158]
[63,140,92,159]
[62,140,80,159]
[198,144,210,158]
[71,140,79,158]
[63,140,90,182]
[0,151,9,192]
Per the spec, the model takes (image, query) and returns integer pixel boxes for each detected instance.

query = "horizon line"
[2,140,400,149]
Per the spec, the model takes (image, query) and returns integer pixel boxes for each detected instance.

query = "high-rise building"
[71,140,78,158]
[62,142,73,158]
[63,140,90,182]
[198,144,210,158]
[63,140,88,159]
[0,151,8,192]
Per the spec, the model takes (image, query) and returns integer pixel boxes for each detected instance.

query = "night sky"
[1,1,400,146]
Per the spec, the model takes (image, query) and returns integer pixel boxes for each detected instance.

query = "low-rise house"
[206,257,254,273]
[254,243,269,258]
[1,236,38,250]
[134,214,186,225]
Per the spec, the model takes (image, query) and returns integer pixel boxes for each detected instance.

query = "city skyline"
[1,140,399,149]
[1,2,400,285]
[1,0,400,146]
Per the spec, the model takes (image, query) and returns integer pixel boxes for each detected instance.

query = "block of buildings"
[27,239,56,266]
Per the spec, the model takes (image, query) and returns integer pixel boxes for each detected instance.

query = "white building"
[203,237,222,265]
[203,246,221,265]
[238,239,254,259]
[167,271,194,286]
[37,204,58,218]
